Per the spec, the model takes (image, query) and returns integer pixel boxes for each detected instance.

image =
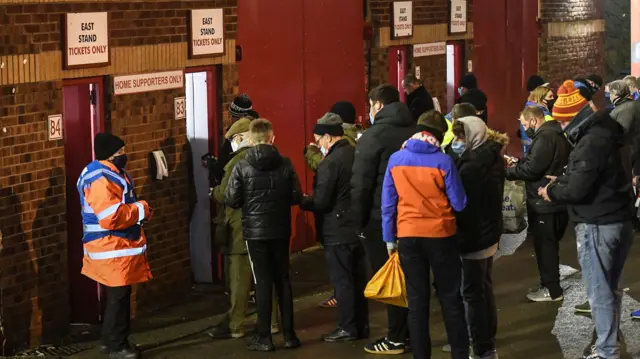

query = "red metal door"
[238,0,365,252]
[389,46,409,103]
[63,77,104,324]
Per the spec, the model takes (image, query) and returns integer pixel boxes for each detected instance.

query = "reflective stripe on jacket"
[77,160,152,287]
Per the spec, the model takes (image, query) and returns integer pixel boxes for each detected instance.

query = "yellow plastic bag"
[364,252,408,308]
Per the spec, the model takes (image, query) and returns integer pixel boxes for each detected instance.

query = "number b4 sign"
[48,115,63,140]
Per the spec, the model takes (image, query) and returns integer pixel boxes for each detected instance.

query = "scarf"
[402,131,441,150]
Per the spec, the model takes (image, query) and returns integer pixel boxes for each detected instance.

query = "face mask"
[320,146,328,156]
[231,140,239,152]
[451,141,466,155]
[605,92,611,101]
[545,99,555,112]
[369,108,375,125]
[238,138,251,149]
[112,154,128,169]
[457,87,464,96]
[525,127,536,139]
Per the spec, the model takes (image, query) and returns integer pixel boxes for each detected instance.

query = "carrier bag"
[502,180,527,233]
[364,252,408,308]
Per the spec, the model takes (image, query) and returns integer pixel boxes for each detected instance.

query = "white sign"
[415,66,421,79]
[413,42,446,57]
[114,71,184,96]
[174,97,186,119]
[467,60,473,72]
[190,9,225,57]
[392,1,413,38]
[450,0,467,34]
[48,115,63,140]
[65,12,109,68]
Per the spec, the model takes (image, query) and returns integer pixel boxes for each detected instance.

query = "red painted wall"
[237,0,365,252]
[472,0,538,156]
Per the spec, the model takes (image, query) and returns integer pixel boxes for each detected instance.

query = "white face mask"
[320,146,328,156]
[230,140,239,152]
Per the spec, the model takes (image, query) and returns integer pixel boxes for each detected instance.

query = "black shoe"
[358,326,370,340]
[322,328,357,342]
[284,335,301,349]
[246,336,275,352]
[108,347,139,359]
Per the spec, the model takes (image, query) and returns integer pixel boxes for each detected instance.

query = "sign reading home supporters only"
[114,71,185,96]
[392,2,413,38]
[190,9,225,57]
[413,42,446,57]
[65,12,109,68]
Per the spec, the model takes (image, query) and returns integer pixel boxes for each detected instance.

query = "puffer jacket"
[548,109,634,224]
[446,129,507,254]
[351,102,417,229]
[610,97,640,180]
[225,144,302,240]
[506,121,571,214]
[301,139,359,245]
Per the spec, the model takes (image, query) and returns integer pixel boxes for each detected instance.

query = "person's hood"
[532,120,563,139]
[565,108,622,146]
[245,144,283,171]
[374,102,415,127]
[404,139,441,154]
[524,101,550,116]
[457,116,488,150]
[486,128,509,147]
[610,100,636,134]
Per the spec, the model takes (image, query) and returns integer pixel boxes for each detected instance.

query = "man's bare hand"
[538,185,551,202]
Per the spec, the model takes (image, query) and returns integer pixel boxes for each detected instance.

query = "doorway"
[389,46,409,103]
[446,42,464,113]
[185,67,219,284]
[64,77,105,324]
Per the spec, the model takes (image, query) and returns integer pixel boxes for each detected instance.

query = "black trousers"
[362,220,409,343]
[324,242,369,335]
[398,237,469,359]
[528,209,569,298]
[102,285,132,351]
[462,257,497,356]
[246,239,295,339]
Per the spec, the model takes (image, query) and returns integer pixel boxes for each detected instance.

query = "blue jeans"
[575,222,633,359]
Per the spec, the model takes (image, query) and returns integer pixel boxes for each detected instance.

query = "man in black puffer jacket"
[445,116,506,359]
[352,84,417,354]
[225,119,302,352]
[539,80,633,359]
[506,106,571,302]
[301,113,368,343]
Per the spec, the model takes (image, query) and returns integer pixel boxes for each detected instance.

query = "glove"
[386,241,398,256]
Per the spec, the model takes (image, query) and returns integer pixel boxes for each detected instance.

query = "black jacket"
[351,102,417,229]
[301,140,358,245]
[505,121,571,213]
[610,98,640,180]
[548,110,634,224]
[225,144,302,240]
[406,86,435,121]
[447,130,506,254]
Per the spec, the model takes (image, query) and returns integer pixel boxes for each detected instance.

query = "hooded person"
[300,113,369,342]
[445,116,506,359]
[209,117,279,340]
[608,80,640,182]
[77,133,153,359]
[220,94,254,167]
[540,80,634,359]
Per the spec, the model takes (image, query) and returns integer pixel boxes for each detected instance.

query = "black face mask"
[545,99,556,113]
[112,154,128,169]
[525,127,536,139]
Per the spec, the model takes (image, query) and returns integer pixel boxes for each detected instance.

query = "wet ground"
[68,228,640,359]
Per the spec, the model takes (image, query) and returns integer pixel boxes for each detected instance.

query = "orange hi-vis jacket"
[77,160,152,287]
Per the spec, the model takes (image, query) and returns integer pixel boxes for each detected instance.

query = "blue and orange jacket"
[77,160,152,287]
[381,137,467,243]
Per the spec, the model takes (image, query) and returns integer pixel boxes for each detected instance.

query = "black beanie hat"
[247,110,260,119]
[230,93,253,118]
[526,75,546,92]
[313,113,344,137]
[460,73,478,89]
[330,101,356,124]
[94,133,125,160]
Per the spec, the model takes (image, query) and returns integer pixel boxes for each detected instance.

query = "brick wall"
[0,0,238,353]
[538,0,605,86]
[0,82,67,351]
[411,54,447,110]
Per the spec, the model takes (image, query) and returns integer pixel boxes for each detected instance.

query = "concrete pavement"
[69,230,640,359]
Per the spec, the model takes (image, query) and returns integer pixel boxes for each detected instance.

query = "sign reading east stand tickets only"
[189,9,225,58]
[64,12,109,69]
[449,0,467,34]
[391,1,413,39]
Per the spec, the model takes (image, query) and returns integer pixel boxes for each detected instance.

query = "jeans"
[398,237,469,359]
[102,285,131,351]
[324,242,369,335]
[462,257,497,356]
[246,239,295,340]
[362,220,409,343]
[529,210,569,298]
[575,222,633,359]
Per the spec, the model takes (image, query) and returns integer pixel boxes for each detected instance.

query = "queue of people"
[77,72,640,359]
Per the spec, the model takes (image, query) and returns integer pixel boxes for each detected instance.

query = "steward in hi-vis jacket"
[77,133,152,359]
